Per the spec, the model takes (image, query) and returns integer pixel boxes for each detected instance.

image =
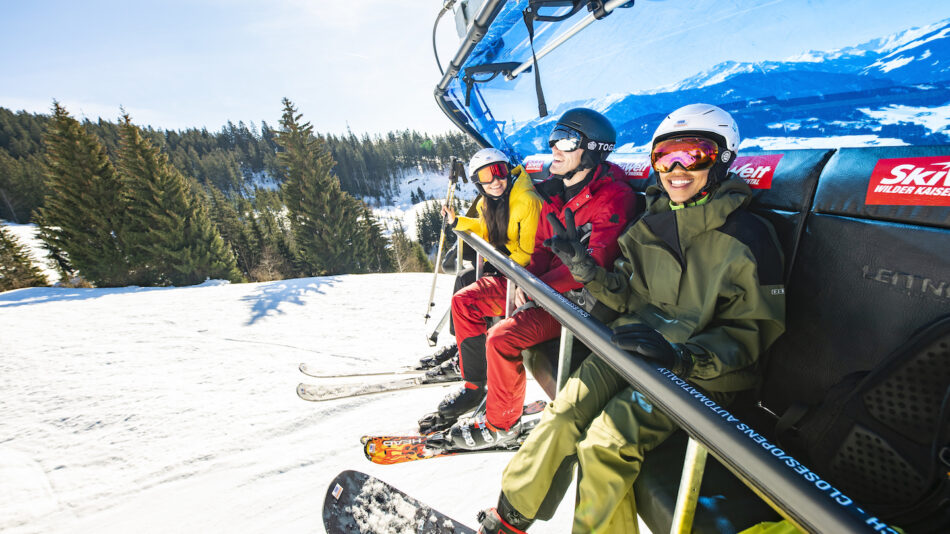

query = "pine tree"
[389,220,432,273]
[355,204,393,273]
[117,114,242,286]
[0,224,48,291]
[37,102,129,286]
[276,98,368,276]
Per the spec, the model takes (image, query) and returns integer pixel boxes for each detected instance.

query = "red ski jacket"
[526,162,639,294]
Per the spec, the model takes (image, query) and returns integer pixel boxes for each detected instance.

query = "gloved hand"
[543,208,598,283]
[610,323,693,377]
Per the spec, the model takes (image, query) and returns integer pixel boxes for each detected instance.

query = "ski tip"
[296,382,320,402]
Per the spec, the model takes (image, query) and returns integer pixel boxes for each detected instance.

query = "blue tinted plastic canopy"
[441,0,950,161]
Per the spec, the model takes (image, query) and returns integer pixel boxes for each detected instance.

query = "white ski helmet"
[650,103,740,188]
[468,147,513,198]
[468,147,510,179]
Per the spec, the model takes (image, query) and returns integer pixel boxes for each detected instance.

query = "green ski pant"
[500,355,677,534]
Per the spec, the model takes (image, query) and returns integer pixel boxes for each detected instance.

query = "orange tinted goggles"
[473,162,510,184]
[651,137,719,173]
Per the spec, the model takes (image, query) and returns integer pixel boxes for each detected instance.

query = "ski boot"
[416,344,457,370]
[418,382,485,433]
[423,354,461,383]
[447,413,522,451]
[476,493,533,533]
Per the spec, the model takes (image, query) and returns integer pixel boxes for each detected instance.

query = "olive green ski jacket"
[584,176,786,392]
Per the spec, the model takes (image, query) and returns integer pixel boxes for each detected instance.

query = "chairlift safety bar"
[455,229,896,534]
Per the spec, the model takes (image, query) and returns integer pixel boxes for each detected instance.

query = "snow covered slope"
[0,275,586,533]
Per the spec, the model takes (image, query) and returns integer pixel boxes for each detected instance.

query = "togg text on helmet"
[651,103,740,188]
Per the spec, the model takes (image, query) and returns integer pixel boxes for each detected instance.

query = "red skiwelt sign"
[524,157,548,174]
[615,159,652,180]
[731,154,783,189]
[865,155,950,206]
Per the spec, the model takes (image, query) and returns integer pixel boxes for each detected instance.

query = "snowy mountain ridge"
[653,17,950,93]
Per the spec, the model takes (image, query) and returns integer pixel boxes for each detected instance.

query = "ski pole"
[425,158,464,323]
[426,307,450,346]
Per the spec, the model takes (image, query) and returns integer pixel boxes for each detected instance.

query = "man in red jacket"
[437,108,639,450]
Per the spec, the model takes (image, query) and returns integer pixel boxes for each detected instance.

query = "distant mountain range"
[505,17,950,154]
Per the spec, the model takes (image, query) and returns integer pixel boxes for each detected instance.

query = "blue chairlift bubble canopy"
[441,0,950,161]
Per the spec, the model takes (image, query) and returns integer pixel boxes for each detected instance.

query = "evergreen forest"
[0,101,478,287]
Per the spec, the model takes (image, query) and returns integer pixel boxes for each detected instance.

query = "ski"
[362,419,539,465]
[296,377,449,402]
[323,469,476,533]
[360,399,547,446]
[298,362,421,379]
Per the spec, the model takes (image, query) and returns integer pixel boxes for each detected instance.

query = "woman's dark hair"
[482,192,510,251]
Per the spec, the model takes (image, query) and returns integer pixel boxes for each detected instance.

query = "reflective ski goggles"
[651,137,720,173]
[548,125,585,152]
[473,162,510,184]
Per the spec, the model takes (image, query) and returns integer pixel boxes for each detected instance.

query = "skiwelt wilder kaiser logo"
[865,156,950,206]
[731,154,783,189]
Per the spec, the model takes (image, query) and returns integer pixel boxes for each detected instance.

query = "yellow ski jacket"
[454,166,542,266]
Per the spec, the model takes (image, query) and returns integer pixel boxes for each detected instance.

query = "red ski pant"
[452,275,563,429]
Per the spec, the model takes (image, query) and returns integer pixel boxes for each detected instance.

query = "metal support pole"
[505,278,516,318]
[556,326,574,392]
[475,252,484,279]
[670,438,709,534]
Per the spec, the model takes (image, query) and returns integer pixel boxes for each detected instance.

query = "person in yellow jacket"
[417,148,543,433]
[447,149,540,267]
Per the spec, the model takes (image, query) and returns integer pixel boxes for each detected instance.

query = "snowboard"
[323,469,476,534]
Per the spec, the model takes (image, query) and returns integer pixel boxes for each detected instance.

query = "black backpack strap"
[774,402,809,440]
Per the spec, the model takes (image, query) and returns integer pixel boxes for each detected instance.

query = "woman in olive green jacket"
[476,104,786,534]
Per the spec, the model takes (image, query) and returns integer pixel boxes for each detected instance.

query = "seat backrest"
[760,146,950,415]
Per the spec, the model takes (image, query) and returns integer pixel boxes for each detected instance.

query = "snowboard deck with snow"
[299,362,421,379]
[362,418,540,465]
[296,377,449,402]
[323,469,475,534]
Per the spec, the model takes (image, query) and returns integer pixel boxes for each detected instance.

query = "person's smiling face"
[482,175,508,197]
[659,167,710,204]
[550,146,583,175]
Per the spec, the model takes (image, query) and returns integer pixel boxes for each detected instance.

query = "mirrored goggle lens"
[651,137,719,173]
[474,162,509,184]
[548,127,583,152]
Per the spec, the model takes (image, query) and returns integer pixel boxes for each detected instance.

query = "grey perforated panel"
[863,335,950,440]
[832,425,928,505]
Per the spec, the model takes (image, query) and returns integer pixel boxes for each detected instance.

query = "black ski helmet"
[552,108,617,174]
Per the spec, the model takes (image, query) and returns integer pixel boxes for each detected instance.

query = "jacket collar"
[536,162,625,210]
[640,175,752,268]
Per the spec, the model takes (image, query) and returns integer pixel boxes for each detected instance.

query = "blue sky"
[1,1,461,135]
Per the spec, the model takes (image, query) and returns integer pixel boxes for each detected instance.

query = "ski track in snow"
[0,274,584,533]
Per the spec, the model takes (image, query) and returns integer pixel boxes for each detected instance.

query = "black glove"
[610,323,693,377]
[543,208,598,283]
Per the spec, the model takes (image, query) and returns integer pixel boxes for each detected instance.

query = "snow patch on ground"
[369,166,477,241]
[0,273,596,533]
